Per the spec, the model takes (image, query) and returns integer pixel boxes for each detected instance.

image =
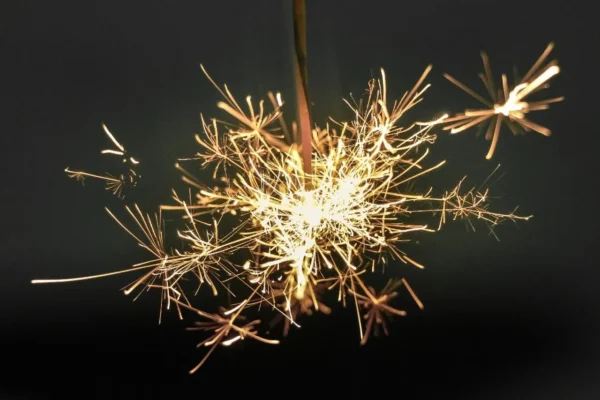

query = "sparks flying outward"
[65,124,141,198]
[33,43,562,372]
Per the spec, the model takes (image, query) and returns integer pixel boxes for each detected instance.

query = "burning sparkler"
[32,1,562,372]
[154,64,530,367]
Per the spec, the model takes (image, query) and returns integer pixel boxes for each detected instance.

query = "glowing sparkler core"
[494,83,529,117]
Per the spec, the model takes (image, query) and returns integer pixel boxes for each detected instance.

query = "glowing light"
[34,44,560,370]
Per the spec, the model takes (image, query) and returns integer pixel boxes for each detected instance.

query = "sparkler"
[34,63,541,370]
[442,42,564,159]
[32,3,562,371]
[348,277,420,345]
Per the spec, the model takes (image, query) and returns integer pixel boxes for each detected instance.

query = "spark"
[65,167,139,199]
[101,123,139,165]
[441,42,564,159]
[269,275,332,336]
[33,203,246,323]
[173,298,279,373]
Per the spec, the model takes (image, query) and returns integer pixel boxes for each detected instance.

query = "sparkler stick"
[292,0,313,179]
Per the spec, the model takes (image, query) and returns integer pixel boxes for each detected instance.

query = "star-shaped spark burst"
[348,275,423,345]
[173,298,279,373]
[268,275,332,337]
[442,42,564,159]
[64,124,141,198]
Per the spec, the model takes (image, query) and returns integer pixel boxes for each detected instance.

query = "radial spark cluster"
[34,43,562,373]
[442,42,563,159]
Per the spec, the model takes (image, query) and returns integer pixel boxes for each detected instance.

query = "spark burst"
[65,124,141,198]
[174,298,279,374]
[441,42,564,159]
[348,277,422,346]
[171,65,529,306]
[34,45,561,372]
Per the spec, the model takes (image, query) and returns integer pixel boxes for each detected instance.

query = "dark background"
[3,0,599,398]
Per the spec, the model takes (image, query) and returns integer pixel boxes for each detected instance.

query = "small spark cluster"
[65,124,141,198]
[34,44,562,373]
[441,42,563,159]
